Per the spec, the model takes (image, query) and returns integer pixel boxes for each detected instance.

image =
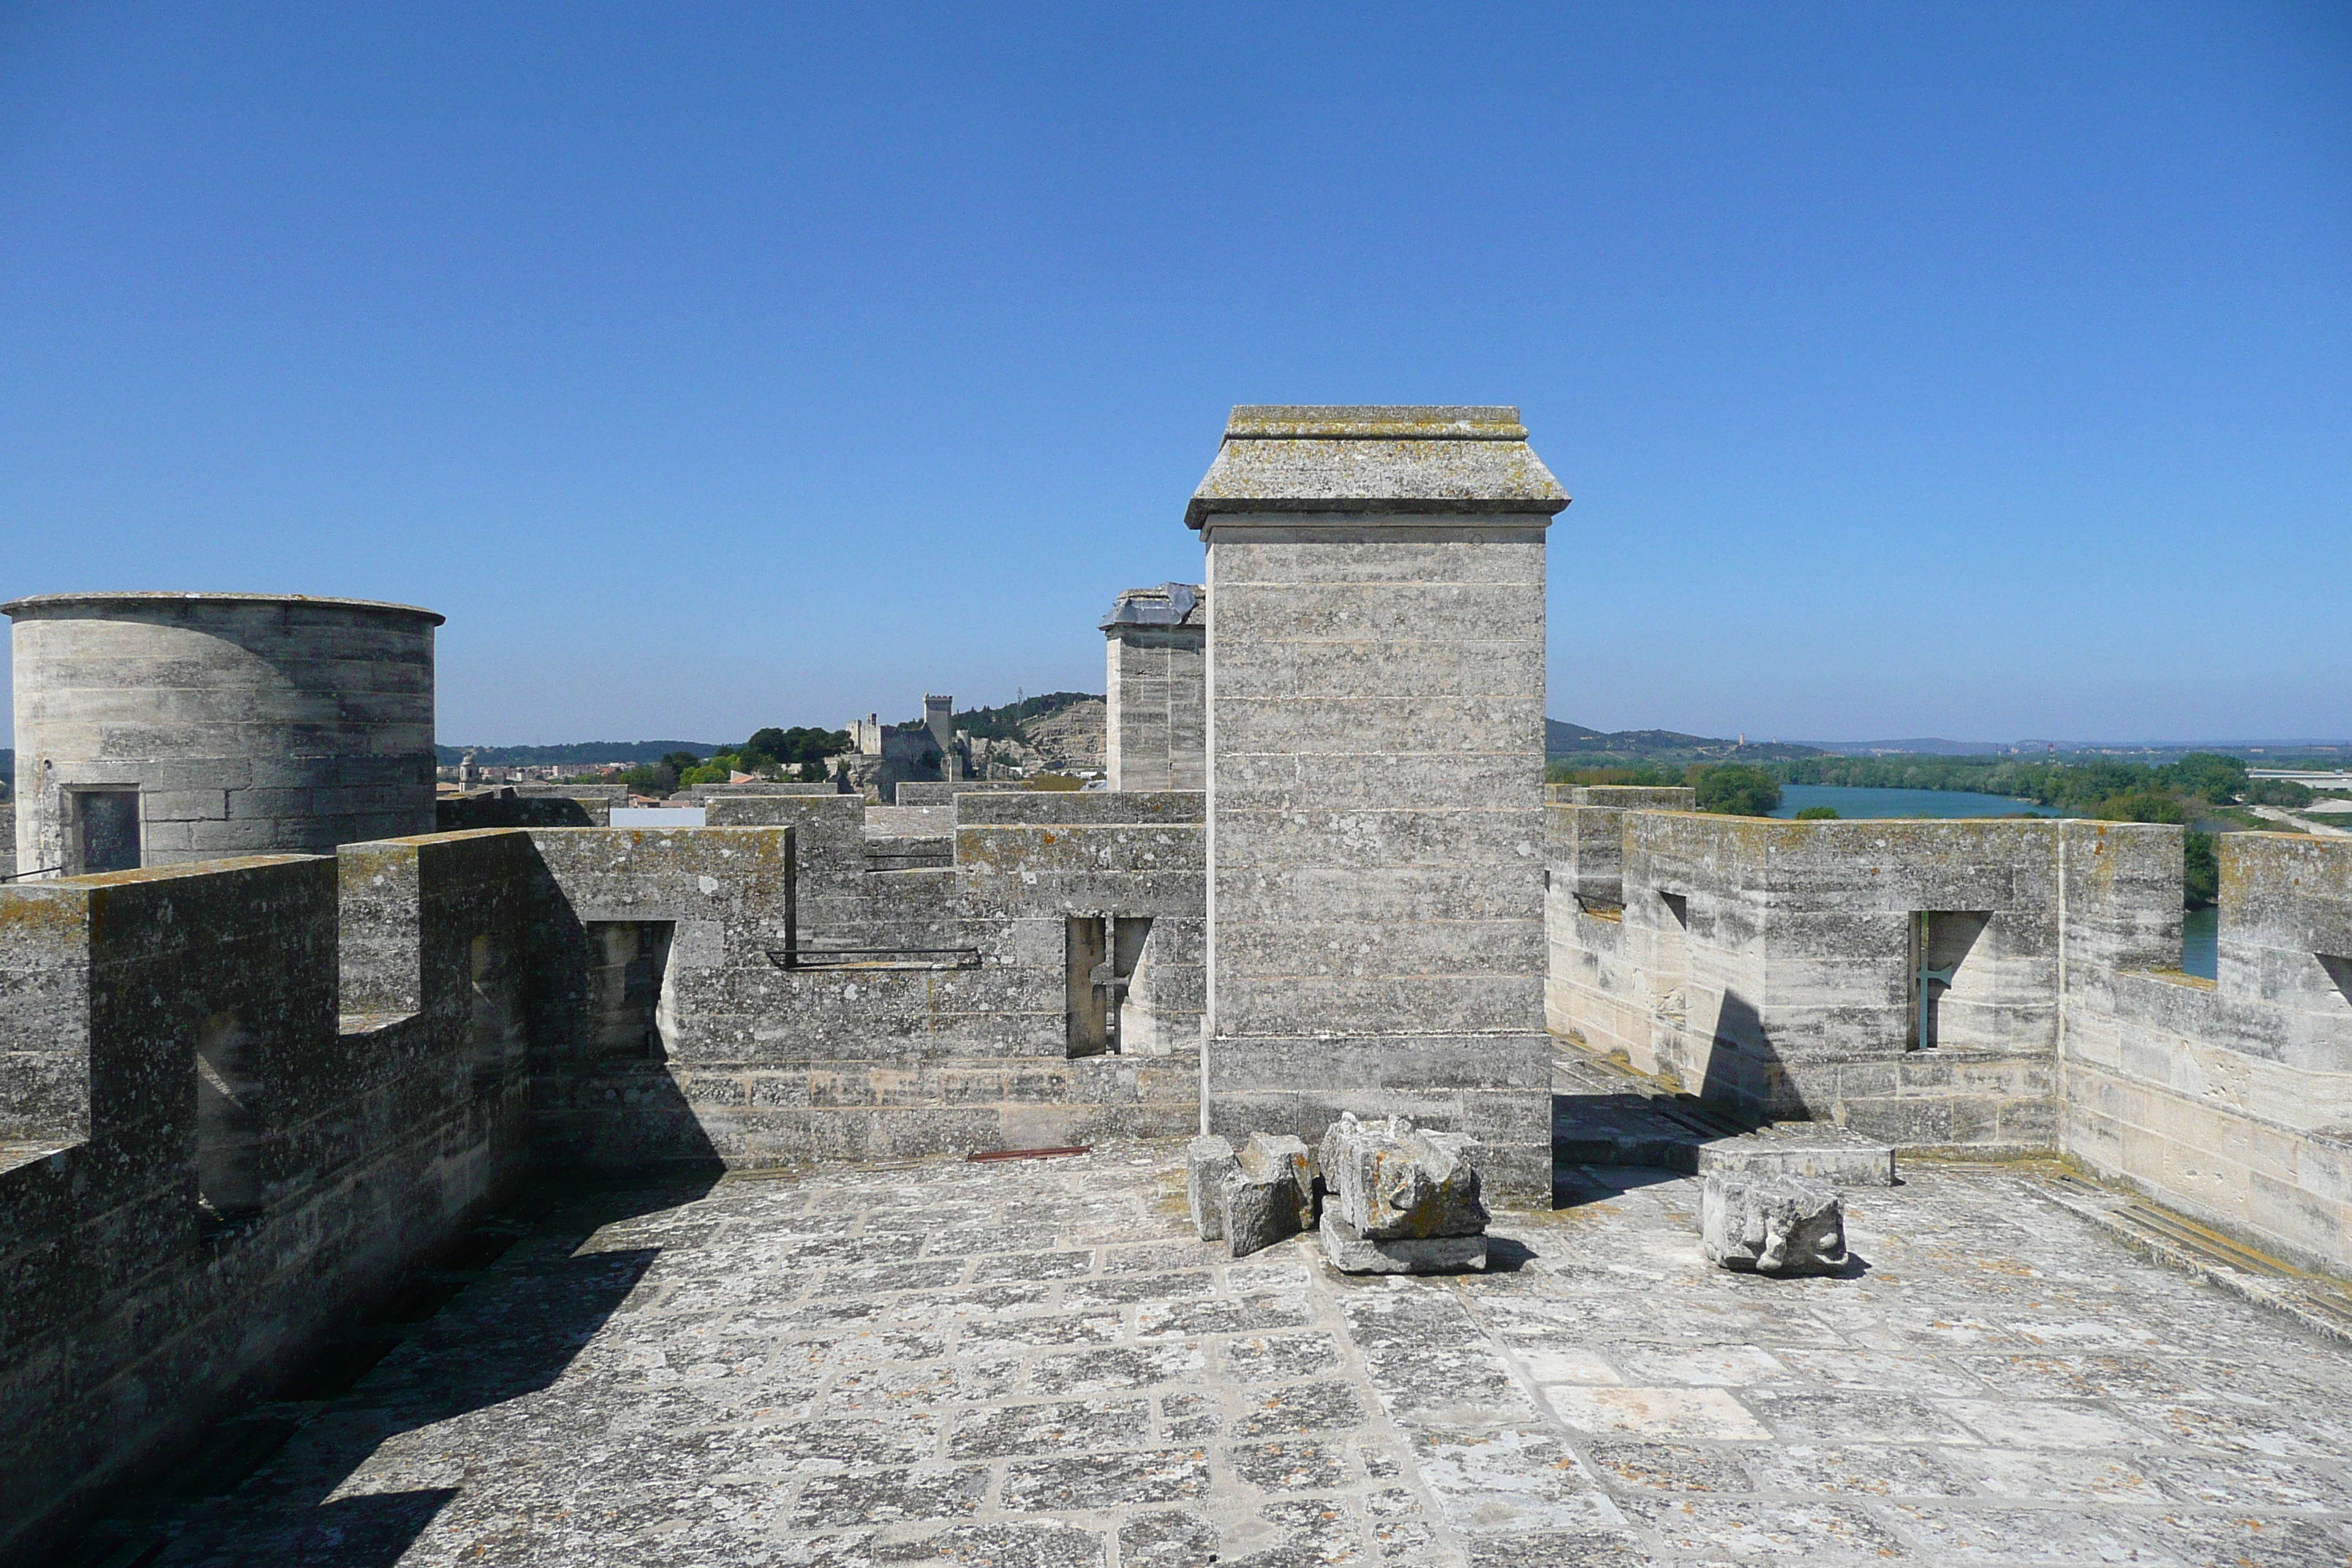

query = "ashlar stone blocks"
[1192,407,1567,1203]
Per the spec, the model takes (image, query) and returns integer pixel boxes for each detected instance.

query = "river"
[1768,785,2061,820]
[2182,905,2218,981]
[1764,786,2218,977]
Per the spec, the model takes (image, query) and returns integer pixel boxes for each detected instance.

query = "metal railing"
[766,946,980,972]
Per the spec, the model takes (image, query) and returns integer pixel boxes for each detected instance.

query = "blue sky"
[1,3,2345,745]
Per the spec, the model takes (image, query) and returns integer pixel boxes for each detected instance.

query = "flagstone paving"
[140,1147,2352,1566]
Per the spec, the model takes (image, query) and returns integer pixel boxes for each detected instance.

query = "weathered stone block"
[1186,1134,1237,1240]
[1700,1172,1848,1277]
[1317,1111,1488,1240]
[1318,1210,1488,1273]
[1217,1132,1313,1257]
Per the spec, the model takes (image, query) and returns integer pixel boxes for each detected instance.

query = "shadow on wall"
[524,850,730,1179]
[1700,990,1787,1119]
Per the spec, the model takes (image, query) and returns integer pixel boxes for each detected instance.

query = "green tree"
[1688,764,1782,816]
[2092,791,2187,825]
[2184,831,2219,908]
[1793,804,1839,820]
[621,762,679,794]
[2156,752,2247,804]
[2243,776,2315,807]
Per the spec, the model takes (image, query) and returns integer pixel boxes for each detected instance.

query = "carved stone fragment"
[1218,1132,1313,1257]
[1186,1134,1238,1241]
[1701,1172,1848,1276]
[1318,1112,1489,1240]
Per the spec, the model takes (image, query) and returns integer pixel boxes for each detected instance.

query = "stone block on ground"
[1186,1134,1238,1241]
[1695,1121,1896,1186]
[1701,1172,1848,1276]
[1318,1112,1489,1240]
[1318,1210,1488,1274]
[1218,1132,1313,1257]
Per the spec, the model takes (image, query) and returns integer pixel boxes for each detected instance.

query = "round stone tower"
[5,592,443,877]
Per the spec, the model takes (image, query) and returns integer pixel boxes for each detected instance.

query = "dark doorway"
[69,788,141,874]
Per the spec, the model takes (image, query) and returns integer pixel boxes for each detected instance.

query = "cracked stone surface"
[129,1147,2352,1566]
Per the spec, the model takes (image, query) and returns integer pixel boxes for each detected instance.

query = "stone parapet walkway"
[128,1145,2352,1566]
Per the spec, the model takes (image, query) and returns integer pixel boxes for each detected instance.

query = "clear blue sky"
[2,3,2345,746]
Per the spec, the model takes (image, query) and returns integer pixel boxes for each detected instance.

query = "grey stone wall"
[2061,826,2352,1273]
[1193,407,1567,1203]
[526,790,1203,1172]
[437,791,612,829]
[0,844,531,1561]
[1548,808,2064,1153]
[1548,806,2352,1273]
[6,592,441,876]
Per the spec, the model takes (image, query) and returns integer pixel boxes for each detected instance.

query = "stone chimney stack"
[1187,406,1567,1202]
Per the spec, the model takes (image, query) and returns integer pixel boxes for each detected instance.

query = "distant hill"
[1801,738,2014,757]
[1548,721,1828,765]
[434,741,720,766]
[953,691,1100,742]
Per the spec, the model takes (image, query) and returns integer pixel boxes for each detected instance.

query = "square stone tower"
[1188,406,1568,1202]
[1101,582,1207,791]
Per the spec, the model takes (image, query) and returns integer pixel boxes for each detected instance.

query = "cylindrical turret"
[6,592,443,876]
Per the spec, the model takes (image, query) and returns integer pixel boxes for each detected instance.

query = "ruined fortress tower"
[1186,406,1569,1201]
[7,592,441,876]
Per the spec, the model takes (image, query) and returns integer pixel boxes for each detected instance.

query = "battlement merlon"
[1184,404,1570,529]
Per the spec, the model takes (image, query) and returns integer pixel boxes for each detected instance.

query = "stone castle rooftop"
[75,1115,2352,1568]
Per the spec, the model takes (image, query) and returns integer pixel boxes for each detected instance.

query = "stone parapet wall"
[2062,829,2352,1273]
[1549,806,2352,1272]
[0,844,531,1562]
[526,791,1204,1172]
[1548,809,2062,1152]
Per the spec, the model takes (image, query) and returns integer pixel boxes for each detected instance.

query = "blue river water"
[1767,785,2062,820]
[2182,905,2218,981]
[1763,786,2220,978]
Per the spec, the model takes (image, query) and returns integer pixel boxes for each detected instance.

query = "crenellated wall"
[0,842,534,1562]
[2061,829,2352,1273]
[0,788,1207,1556]
[526,791,1203,1171]
[1548,805,2352,1271]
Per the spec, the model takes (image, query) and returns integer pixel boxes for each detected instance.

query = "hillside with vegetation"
[1548,749,2339,910]
[1546,720,1828,767]
[434,741,718,767]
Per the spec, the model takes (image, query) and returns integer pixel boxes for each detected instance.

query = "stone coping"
[1224,405,1528,440]
[1,591,446,625]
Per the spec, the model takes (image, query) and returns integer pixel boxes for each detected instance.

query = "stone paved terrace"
[90,1145,2352,1567]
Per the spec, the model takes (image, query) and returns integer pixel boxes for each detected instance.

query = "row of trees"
[1769,752,2315,813]
[1548,758,2242,908]
[620,727,853,794]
